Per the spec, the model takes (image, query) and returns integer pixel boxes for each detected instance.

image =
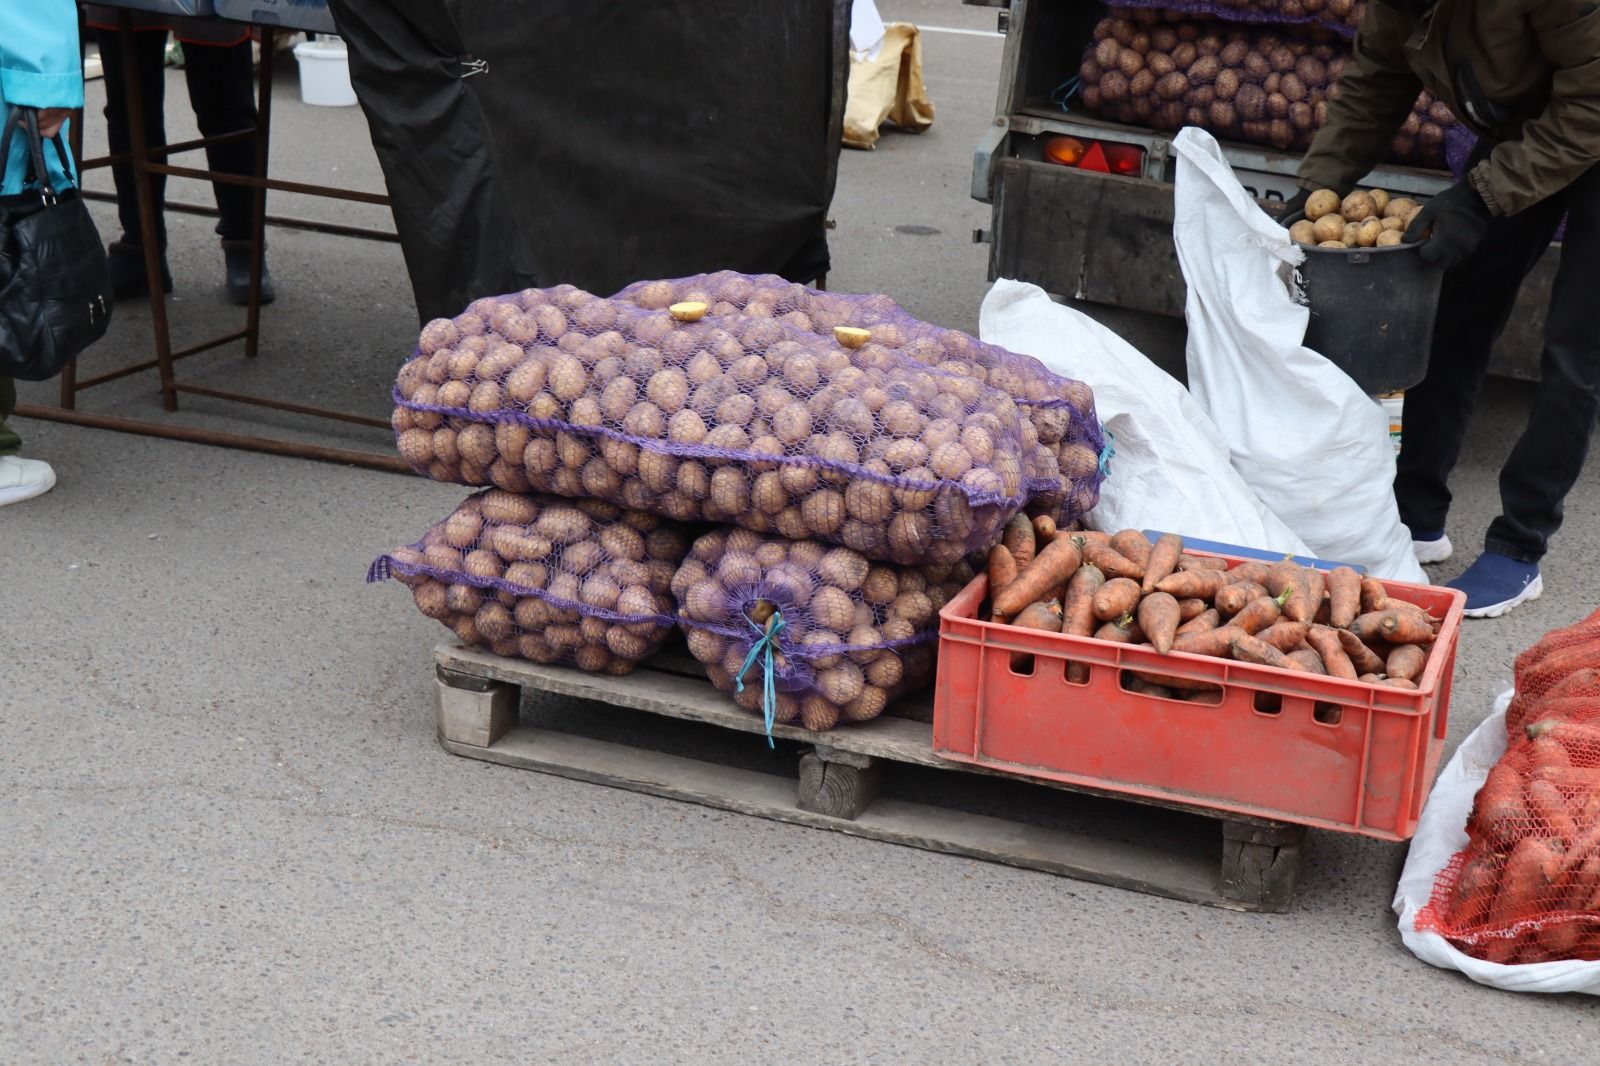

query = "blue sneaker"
[1448,552,1542,619]
[1410,528,1453,565]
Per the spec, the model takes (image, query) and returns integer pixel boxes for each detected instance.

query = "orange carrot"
[1132,669,1226,692]
[1326,566,1362,628]
[1448,854,1502,929]
[1062,563,1106,638]
[1528,735,1574,772]
[1182,686,1224,704]
[1381,677,1419,689]
[1287,648,1326,674]
[1173,625,1246,658]
[1231,593,1287,635]
[1231,633,1304,671]
[1176,608,1221,636]
[1527,779,1578,845]
[986,545,1018,606]
[1227,561,1271,587]
[1215,581,1268,617]
[1094,614,1143,644]
[1074,530,1110,545]
[1091,577,1143,622]
[1155,568,1228,600]
[1257,620,1310,653]
[1357,672,1384,684]
[1490,838,1563,926]
[1003,513,1036,569]
[1472,762,1526,850]
[1280,566,1315,623]
[1031,514,1057,545]
[1123,673,1176,699]
[1137,591,1182,654]
[1079,537,1144,581]
[1349,609,1435,645]
[1336,629,1387,675]
[1178,597,1209,622]
[1525,719,1600,750]
[992,537,1082,618]
[1302,567,1327,624]
[1009,599,1063,634]
[1306,626,1358,680]
[1177,553,1229,571]
[1141,533,1183,595]
[1266,558,1302,599]
[1359,575,1389,614]
[1386,643,1428,683]
[1532,765,1600,791]
[1110,529,1152,569]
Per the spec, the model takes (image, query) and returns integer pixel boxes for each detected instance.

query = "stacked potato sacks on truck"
[1077,8,1457,167]
[378,275,1108,730]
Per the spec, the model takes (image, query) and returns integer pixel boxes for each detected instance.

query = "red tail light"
[1042,135,1146,177]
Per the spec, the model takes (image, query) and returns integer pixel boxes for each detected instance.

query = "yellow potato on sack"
[1340,190,1377,223]
[1305,188,1341,221]
[1288,219,1318,245]
[1357,218,1384,247]
[1311,213,1345,243]
[1376,229,1404,247]
[669,301,708,322]
[833,326,872,349]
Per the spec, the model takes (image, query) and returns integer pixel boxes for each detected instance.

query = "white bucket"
[1380,392,1404,455]
[293,39,357,107]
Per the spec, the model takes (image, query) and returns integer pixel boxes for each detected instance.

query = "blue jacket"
[0,0,82,196]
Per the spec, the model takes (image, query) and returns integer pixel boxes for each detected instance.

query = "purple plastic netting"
[611,271,1107,523]
[392,285,1045,566]
[1110,1,1363,39]
[1079,14,1455,167]
[369,489,692,674]
[671,527,971,732]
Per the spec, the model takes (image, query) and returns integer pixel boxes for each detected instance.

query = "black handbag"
[0,106,113,381]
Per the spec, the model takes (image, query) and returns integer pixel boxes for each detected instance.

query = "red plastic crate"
[932,554,1466,840]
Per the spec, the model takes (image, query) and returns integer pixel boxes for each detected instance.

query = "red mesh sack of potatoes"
[613,270,1108,525]
[671,527,971,734]
[1077,12,1455,166]
[390,286,1036,566]
[1417,620,1600,965]
[370,490,692,675]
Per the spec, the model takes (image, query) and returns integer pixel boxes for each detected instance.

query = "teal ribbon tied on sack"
[735,611,788,748]
[1098,430,1115,479]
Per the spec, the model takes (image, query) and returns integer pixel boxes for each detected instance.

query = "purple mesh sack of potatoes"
[613,271,1107,524]
[672,527,972,734]
[390,285,1040,566]
[369,490,692,675]
[1109,0,1365,38]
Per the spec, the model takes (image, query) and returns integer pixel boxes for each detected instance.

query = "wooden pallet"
[433,643,1309,912]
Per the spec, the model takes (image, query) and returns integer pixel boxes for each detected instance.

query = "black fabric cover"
[328,0,846,323]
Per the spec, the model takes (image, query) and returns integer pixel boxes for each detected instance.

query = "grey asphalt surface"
[6,5,1599,1062]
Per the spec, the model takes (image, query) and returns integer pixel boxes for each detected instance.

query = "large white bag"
[1171,127,1425,582]
[1394,690,1600,995]
[979,279,1311,555]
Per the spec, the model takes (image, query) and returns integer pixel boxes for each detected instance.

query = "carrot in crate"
[1141,532,1183,595]
[991,536,1082,618]
[1137,591,1181,654]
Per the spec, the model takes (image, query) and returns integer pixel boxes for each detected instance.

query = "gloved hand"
[1403,182,1491,269]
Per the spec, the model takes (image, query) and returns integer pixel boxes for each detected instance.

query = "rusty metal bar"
[172,384,393,430]
[148,163,391,205]
[77,128,255,171]
[13,405,413,474]
[73,330,251,391]
[77,189,400,242]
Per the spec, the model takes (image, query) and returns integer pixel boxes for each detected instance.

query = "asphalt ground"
[5,5,1597,1062]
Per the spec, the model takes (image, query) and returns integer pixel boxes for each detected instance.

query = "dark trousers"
[95,30,259,246]
[1395,157,1600,563]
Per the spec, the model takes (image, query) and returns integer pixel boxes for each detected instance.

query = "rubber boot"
[107,240,173,301]
[222,239,276,306]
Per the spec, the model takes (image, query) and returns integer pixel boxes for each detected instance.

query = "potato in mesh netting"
[672,527,972,732]
[370,490,692,675]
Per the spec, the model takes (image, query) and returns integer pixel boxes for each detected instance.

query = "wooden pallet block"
[433,643,1308,912]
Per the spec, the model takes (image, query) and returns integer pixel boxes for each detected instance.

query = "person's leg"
[179,39,273,303]
[1393,190,1565,540]
[1486,163,1600,562]
[0,375,19,457]
[96,28,174,298]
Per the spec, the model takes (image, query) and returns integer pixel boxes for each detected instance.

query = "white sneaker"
[0,455,57,507]
[1413,532,1453,564]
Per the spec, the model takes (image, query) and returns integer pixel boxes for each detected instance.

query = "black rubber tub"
[1286,214,1444,394]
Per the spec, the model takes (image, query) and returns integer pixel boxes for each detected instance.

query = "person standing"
[0,0,82,507]
[1288,0,1600,617]
[85,9,275,305]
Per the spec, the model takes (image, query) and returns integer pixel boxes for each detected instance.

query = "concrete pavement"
[5,6,1598,1062]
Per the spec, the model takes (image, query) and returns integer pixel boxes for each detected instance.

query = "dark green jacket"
[1299,0,1600,216]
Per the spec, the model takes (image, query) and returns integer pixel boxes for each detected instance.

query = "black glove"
[1403,182,1490,269]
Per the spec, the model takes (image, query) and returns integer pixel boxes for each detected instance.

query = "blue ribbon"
[1098,431,1116,478]
[1049,76,1081,113]
[735,611,788,748]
